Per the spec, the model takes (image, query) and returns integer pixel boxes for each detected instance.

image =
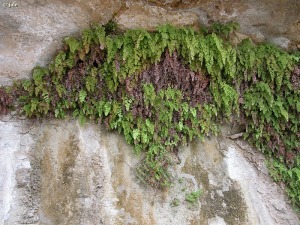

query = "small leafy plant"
[185,189,202,204]
[0,87,13,114]
[170,198,180,207]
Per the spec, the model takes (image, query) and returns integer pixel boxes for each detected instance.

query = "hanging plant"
[0,21,299,206]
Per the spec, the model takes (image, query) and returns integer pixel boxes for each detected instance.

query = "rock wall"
[1,0,300,85]
[1,0,300,224]
[0,0,122,85]
[0,118,299,225]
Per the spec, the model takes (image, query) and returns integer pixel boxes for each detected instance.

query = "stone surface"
[0,117,299,225]
[1,0,300,85]
[115,1,198,30]
[1,0,300,224]
[0,0,122,85]
[145,0,300,44]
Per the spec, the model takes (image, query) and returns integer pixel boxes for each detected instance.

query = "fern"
[143,83,156,107]
[210,21,240,39]
[79,90,87,103]
[82,29,94,54]
[85,67,97,93]
[2,22,300,205]
[65,37,80,54]
[32,66,48,96]
[94,25,106,45]
[103,101,112,116]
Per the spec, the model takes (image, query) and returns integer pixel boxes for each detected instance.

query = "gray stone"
[0,119,299,224]
[0,0,122,85]
[1,0,300,224]
[15,168,30,188]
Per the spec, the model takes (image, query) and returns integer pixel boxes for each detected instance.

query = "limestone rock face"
[144,0,300,44]
[0,0,122,85]
[115,1,199,30]
[1,0,300,224]
[1,0,300,85]
[0,118,299,225]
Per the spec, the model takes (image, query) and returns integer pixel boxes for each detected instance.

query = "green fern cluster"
[2,22,300,206]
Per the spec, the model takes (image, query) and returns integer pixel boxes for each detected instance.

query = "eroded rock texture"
[1,0,300,85]
[1,0,300,224]
[0,119,299,224]
[0,0,122,85]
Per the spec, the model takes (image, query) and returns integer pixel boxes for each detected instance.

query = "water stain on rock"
[182,137,248,225]
[104,132,156,225]
[199,185,247,225]
[32,128,82,224]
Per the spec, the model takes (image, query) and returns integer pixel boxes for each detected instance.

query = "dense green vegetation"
[0,21,299,208]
